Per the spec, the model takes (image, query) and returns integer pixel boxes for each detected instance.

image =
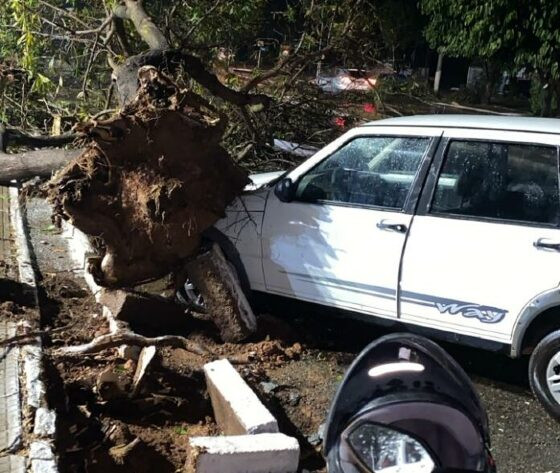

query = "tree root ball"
[48,68,248,287]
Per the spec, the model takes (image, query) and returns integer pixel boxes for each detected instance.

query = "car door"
[400,128,560,344]
[261,127,439,319]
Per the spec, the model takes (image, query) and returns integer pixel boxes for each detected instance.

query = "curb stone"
[8,188,58,472]
[0,322,22,454]
[194,359,300,473]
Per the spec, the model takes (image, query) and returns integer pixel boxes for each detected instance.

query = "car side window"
[431,140,560,225]
[295,136,430,209]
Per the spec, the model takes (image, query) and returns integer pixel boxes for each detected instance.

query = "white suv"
[213,115,560,417]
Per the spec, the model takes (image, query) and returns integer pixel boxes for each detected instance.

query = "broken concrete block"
[23,344,45,410]
[186,433,299,473]
[30,441,57,473]
[204,359,278,435]
[98,288,187,328]
[33,408,56,437]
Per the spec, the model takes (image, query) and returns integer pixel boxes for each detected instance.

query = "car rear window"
[431,140,560,225]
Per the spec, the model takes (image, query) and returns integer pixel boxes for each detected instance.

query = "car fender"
[510,285,560,357]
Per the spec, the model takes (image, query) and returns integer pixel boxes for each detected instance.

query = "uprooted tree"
[0,0,377,344]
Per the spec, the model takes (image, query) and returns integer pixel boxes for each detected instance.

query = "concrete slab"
[0,186,15,280]
[9,188,37,290]
[23,344,45,410]
[204,359,278,435]
[33,408,56,437]
[0,455,25,473]
[0,322,21,453]
[29,441,57,473]
[187,433,299,473]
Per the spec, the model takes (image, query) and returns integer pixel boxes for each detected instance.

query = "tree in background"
[420,0,560,115]
[376,0,424,70]
[515,1,560,116]
[420,0,520,104]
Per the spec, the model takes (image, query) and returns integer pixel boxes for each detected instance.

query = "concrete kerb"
[204,359,278,435]
[61,221,101,300]
[1,322,22,454]
[9,187,58,471]
[197,359,300,473]
[186,433,300,473]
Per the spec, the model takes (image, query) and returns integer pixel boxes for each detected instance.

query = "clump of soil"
[0,278,36,320]
[48,67,248,287]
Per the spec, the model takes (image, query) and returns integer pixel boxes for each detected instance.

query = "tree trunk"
[481,62,500,105]
[114,0,169,50]
[0,148,82,186]
[542,86,553,117]
[555,81,560,117]
[434,52,443,95]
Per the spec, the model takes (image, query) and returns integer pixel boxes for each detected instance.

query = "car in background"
[206,114,560,419]
[315,68,378,93]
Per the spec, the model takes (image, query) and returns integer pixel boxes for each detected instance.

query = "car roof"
[364,114,560,135]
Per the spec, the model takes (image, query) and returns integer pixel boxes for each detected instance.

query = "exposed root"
[109,437,142,465]
[0,324,75,347]
[48,67,249,287]
[54,330,210,356]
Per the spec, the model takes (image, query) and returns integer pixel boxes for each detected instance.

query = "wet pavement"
[450,346,559,472]
[263,298,560,473]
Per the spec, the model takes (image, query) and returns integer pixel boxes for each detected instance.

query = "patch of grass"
[173,425,189,435]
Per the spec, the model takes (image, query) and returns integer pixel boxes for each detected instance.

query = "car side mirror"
[274,177,296,203]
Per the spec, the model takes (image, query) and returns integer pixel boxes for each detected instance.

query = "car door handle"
[376,220,407,233]
[534,238,560,251]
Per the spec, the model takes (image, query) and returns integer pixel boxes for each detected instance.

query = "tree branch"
[114,0,169,50]
[241,47,332,93]
[112,17,133,56]
[0,148,82,186]
[1,127,79,149]
[114,50,271,108]
[37,0,89,28]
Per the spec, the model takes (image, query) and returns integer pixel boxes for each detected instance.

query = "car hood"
[245,170,284,191]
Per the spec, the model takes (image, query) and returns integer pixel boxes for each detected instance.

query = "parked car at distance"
[315,68,378,93]
[209,114,560,418]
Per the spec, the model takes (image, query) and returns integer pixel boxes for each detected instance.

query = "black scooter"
[324,333,496,473]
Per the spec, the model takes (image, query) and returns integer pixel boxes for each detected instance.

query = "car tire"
[529,329,560,419]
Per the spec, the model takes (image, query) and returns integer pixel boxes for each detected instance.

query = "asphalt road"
[264,298,560,473]
[448,345,559,473]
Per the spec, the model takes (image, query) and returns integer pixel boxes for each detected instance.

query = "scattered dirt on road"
[38,271,341,472]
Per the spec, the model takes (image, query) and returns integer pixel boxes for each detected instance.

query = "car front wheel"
[529,329,560,419]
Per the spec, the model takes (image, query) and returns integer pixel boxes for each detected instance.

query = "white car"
[211,115,560,417]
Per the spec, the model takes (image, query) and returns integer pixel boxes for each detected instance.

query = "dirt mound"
[49,67,248,287]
